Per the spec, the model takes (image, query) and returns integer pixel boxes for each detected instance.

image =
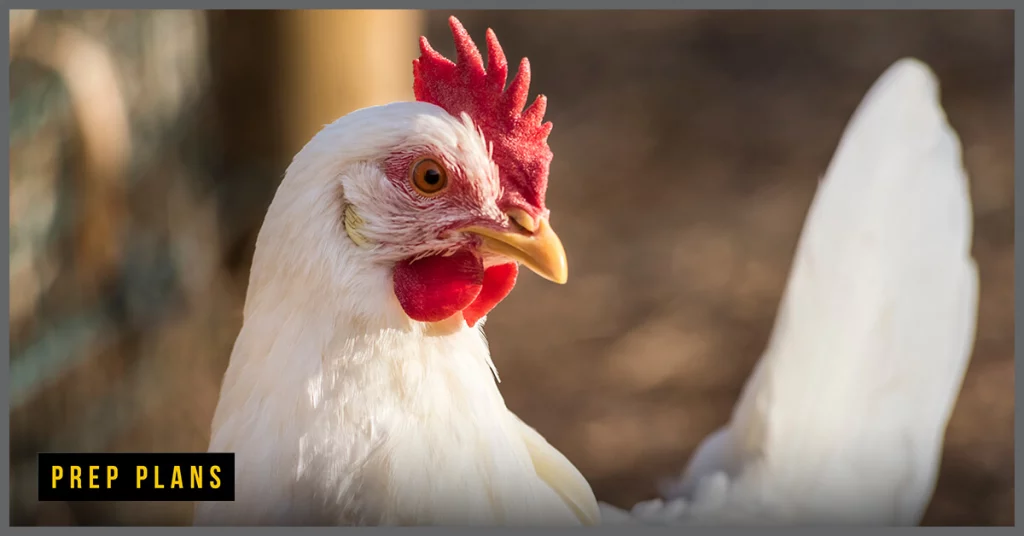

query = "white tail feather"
[605,58,980,526]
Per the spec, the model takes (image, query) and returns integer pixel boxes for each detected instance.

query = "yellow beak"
[460,210,568,284]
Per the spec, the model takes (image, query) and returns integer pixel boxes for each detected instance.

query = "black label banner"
[38,452,235,502]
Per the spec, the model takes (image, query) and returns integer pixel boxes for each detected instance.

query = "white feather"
[605,58,979,525]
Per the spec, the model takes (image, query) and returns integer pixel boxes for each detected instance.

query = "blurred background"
[8,9,1013,526]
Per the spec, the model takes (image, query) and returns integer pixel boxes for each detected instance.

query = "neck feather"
[209,157,502,445]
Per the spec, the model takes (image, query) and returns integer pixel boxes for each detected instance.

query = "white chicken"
[195,16,599,526]
[195,16,978,527]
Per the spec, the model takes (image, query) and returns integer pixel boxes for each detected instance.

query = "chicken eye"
[410,158,449,196]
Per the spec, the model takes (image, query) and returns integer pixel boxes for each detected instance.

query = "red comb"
[413,16,553,216]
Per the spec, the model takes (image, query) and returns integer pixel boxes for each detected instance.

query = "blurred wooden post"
[277,10,424,158]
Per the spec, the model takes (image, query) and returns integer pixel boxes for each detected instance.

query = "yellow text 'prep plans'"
[38,452,235,502]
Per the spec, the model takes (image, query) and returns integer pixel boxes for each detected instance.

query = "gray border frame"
[3,3,1019,532]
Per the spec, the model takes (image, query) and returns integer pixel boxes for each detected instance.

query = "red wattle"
[463,263,518,327]
[392,250,520,326]
[393,250,484,323]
